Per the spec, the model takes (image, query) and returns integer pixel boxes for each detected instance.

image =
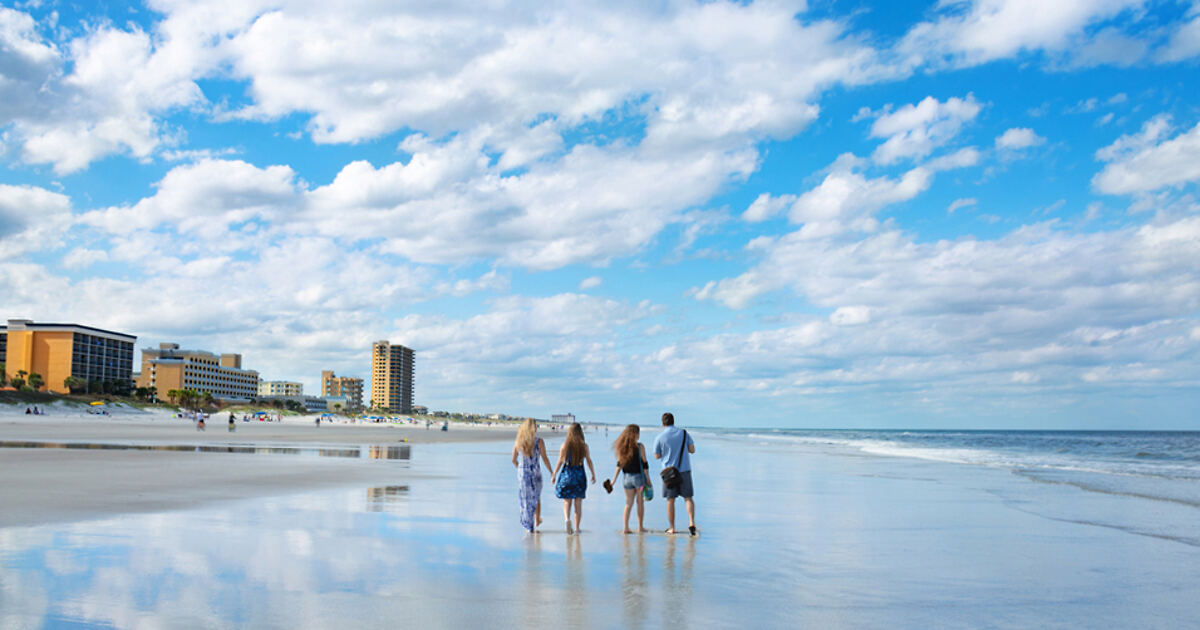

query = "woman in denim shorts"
[609,424,649,534]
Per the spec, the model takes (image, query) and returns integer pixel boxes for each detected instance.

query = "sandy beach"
[0,405,514,529]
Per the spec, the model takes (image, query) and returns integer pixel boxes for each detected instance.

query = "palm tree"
[64,376,86,393]
[180,389,200,409]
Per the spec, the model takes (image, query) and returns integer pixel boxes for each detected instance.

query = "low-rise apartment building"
[321,370,364,410]
[259,381,302,397]
[136,343,259,402]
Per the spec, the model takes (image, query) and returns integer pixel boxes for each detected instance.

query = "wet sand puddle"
[0,440,412,460]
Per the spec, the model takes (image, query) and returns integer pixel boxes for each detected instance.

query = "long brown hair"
[563,422,586,465]
[515,418,537,457]
[614,424,640,467]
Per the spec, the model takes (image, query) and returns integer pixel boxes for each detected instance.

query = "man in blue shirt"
[653,412,696,535]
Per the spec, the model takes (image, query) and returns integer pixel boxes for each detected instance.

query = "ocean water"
[2,429,1199,628]
[718,429,1200,544]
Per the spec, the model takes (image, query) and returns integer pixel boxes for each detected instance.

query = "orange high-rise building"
[370,341,414,413]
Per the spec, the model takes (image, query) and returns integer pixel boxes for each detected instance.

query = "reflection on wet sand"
[563,534,588,623]
[520,534,550,628]
[662,535,696,628]
[367,445,411,460]
[621,535,648,629]
[366,486,409,512]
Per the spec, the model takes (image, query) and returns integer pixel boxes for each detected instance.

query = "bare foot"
[638,527,647,533]
[665,529,677,534]
[623,529,633,534]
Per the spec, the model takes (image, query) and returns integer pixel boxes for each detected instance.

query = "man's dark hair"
[662,412,674,426]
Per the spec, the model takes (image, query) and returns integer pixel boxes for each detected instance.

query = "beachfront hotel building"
[0,319,137,393]
[258,380,302,397]
[135,343,259,402]
[370,341,414,413]
[321,370,364,410]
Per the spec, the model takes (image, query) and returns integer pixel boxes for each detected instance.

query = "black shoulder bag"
[660,430,688,490]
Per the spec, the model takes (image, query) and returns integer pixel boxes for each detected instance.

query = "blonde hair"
[563,422,586,465]
[515,418,538,457]
[614,424,640,467]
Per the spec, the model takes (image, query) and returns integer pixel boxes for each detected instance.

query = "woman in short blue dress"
[512,418,553,533]
[552,422,596,534]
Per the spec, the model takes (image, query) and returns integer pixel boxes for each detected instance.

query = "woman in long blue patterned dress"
[552,422,596,534]
[512,418,553,533]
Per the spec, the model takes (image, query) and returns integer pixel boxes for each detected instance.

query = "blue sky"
[2,0,1199,429]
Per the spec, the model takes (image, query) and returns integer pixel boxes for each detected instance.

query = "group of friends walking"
[511,412,697,536]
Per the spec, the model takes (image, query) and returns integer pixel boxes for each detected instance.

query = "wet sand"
[0,417,514,445]
[0,414,515,528]
[0,449,424,528]
[6,429,1199,628]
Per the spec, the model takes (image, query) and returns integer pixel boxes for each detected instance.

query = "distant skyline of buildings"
[2,318,415,412]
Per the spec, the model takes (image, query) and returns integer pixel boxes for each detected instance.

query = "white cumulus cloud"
[995,127,1046,150]
[867,95,982,165]
[1093,117,1200,195]
[898,0,1147,68]
[0,184,73,259]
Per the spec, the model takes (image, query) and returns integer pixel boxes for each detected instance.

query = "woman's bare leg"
[573,498,583,533]
[622,488,636,533]
[636,492,646,532]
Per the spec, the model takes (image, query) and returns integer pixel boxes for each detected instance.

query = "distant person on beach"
[552,422,596,534]
[512,418,553,533]
[197,416,205,431]
[654,412,696,535]
[609,424,650,533]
